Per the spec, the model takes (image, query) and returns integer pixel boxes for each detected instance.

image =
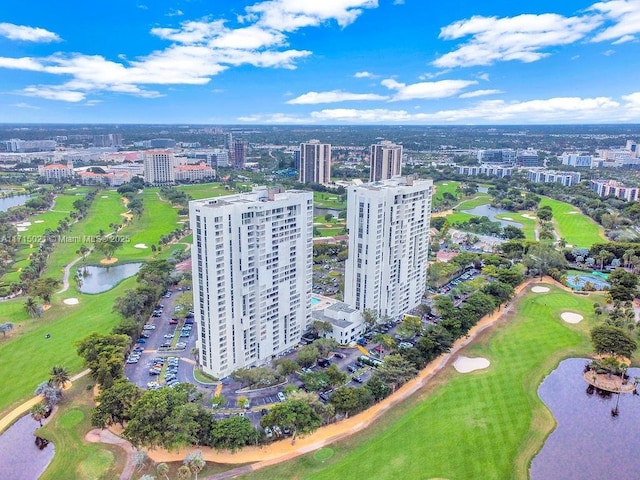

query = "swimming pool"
[311,297,321,306]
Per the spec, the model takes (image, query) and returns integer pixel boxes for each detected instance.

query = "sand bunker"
[17,227,28,232]
[567,211,579,215]
[502,217,514,221]
[561,312,583,324]
[531,286,550,293]
[100,257,118,265]
[453,356,490,373]
[101,195,109,198]
[134,243,148,249]
[441,183,448,185]
[521,214,536,220]
[63,298,79,305]
[16,221,32,227]
[34,220,44,224]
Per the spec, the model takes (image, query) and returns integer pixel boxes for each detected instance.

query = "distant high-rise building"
[626,140,638,158]
[299,140,331,185]
[233,139,247,169]
[516,148,541,167]
[477,149,516,164]
[3,139,56,153]
[190,186,314,378]
[149,138,176,149]
[143,150,175,185]
[370,141,403,182]
[344,176,433,320]
[92,134,123,147]
[212,148,230,168]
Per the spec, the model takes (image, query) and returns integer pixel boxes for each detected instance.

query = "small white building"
[311,298,365,345]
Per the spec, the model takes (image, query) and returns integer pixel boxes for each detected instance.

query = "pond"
[77,262,142,294]
[314,207,343,219]
[0,415,55,480]
[0,194,30,212]
[461,204,523,229]
[530,358,640,480]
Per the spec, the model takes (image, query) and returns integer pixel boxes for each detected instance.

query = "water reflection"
[460,204,523,228]
[77,262,142,294]
[0,194,30,212]
[0,415,54,480]
[530,358,640,480]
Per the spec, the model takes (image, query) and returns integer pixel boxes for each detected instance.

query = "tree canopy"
[591,325,637,359]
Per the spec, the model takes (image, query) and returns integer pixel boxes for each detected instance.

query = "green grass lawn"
[313,215,346,237]
[539,197,606,248]
[240,285,599,480]
[314,192,346,210]
[2,189,94,284]
[43,190,127,280]
[495,212,538,241]
[175,182,233,200]
[37,375,124,480]
[433,181,460,206]
[0,277,133,416]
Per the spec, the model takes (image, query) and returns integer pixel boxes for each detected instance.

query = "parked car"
[264,427,273,439]
[277,391,286,402]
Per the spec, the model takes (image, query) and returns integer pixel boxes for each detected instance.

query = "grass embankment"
[37,375,125,480]
[2,189,93,284]
[0,277,134,416]
[445,193,492,225]
[240,285,599,480]
[539,197,605,248]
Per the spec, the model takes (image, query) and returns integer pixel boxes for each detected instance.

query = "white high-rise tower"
[344,176,432,320]
[190,186,314,378]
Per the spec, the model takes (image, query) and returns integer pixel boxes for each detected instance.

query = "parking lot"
[124,289,198,391]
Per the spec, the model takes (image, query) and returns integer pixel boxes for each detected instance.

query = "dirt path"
[0,369,90,435]
[57,255,83,294]
[145,278,537,474]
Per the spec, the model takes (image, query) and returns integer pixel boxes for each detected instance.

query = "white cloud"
[354,71,373,78]
[307,96,622,123]
[0,0,377,102]
[611,34,635,44]
[590,0,640,44]
[434,13,601,68]
[287,90,388,104]
[11,102,40,109]
[603,49,615,55]
[477,73,490,81]
[381,78,477,100]
[0,23,60,42]
[166,9,184,17]
[238,113,308,123]
[244,0,378,31]
[459,89,503,98]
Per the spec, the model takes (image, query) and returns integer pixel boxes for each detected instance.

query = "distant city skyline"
[0,0,639,124]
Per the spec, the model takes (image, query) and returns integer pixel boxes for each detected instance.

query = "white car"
[277,391,286,402]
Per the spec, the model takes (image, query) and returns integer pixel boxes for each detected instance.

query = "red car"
[169,318,178,325]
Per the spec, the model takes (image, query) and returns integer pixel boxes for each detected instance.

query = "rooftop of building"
[350,175,432,191]
[191,186,310,209]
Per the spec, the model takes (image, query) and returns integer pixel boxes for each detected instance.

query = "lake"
[77,262,142,293]
[314,207,343,219]
[0,194,30,212]
[461,204,523,228]
[0,415,54,480]
[531,358,640,480]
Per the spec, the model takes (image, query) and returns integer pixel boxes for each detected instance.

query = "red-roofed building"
[37,160,74,182]
[78,170,128,186]
[436,250,459,263]
[174,163,215,182]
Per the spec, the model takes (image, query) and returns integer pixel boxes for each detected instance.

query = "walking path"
[57,255,83,294]
[140,278,537,477]
[0,369,90,435]
[85,428,138,480]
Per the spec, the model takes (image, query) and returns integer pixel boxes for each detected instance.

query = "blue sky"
[0,0,639,124]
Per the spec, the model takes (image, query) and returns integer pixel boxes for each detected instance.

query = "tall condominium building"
[232,139,247,169]
[190,187,314,378]
[370,141,403,181]
[299,140,331,185]
[344,176,433,321]
[143,150,175,185]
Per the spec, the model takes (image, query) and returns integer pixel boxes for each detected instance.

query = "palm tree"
[185,451,205,480]
[177,465,191,480]
[24,297,40,318]
[49,365,70,389]
[156,463,170,480]
[30,403,47,426]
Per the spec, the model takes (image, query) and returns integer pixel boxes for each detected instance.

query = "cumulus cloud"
[354,71,373,78]
[590,0,640,44]
[0,0,378,101]
[287,90,388,104]
[459,89,503,98]
[381,78,477,100]
[434,13,601,68]
[0,22,60,42]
